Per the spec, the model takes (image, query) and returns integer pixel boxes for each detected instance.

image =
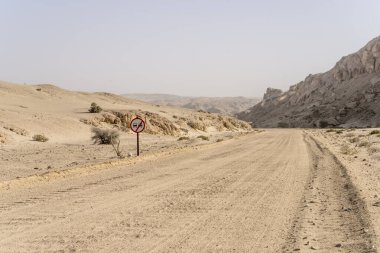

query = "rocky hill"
[124,94,261,115]
[238,36,380,128]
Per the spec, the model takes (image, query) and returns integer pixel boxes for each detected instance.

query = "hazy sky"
[1,0,380,97]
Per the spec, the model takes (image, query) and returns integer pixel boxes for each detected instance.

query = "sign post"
[130,117,146,156]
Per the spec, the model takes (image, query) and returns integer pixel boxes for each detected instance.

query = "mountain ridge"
[238,36,380,128]
[123,93,261,115]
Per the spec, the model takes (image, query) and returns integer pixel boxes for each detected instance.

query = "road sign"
[130,117,145,133]
[130,117,146,156]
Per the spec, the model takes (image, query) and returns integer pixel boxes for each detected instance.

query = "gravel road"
[0,130,376,252]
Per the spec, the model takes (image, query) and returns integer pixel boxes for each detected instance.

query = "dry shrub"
[358,141,371,147]
[91,128,123,158]
[340,144,357,155]
[368,146,379,155]
[32,134,49,142]
[0,132,8,144]
[197,135,209,141]
[91,128,119,145]
[178,136,190,141]
[216,138,223,142]
[4,125,28,136]
[349,137,360,143]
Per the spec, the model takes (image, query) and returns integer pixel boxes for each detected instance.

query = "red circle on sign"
[130,117,146,133]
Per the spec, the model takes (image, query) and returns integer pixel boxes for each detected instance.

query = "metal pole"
[137,132,140,156]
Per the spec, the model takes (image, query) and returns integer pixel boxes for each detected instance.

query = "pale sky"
[1,0,380,97]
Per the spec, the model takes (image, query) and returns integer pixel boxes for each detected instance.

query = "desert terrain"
[1,81,380,252]
[1,128,379,252]
[124,93,261,116]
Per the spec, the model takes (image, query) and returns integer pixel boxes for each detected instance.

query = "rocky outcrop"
[238,36,380,128]
[263,88,283,101]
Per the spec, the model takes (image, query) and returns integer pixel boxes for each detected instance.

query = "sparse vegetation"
[197,135,209,141]
[91,128,119,145]
[91,128,123,158]
[178,136,190,141]
[216,138,223,142]
[358,141,371,147]
[349,137,360,143]
[340,144,357,155]
[32,134,49,142]
[345,132,355,137]
[368,146,379,155]
[88,102,103,113]
[326,129,335,132]
[369,130,380,135]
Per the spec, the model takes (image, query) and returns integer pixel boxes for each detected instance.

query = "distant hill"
[0,81,252,144]
[238,36,380,128]
[123,94,261,115]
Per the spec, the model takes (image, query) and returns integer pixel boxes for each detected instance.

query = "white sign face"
[130,118,145,133]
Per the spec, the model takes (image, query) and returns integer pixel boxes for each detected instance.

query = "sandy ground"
[0,131,242,182]
[0,129,377,252]
[307,128,380,251]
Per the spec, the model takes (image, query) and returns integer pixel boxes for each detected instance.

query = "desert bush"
[197,135,209,141]
[326,129,335,132]
[335,130,343,134]
[358,141,371,147]
[91,128,123,158]
[216,138,223,142]
[178,136,190,141]
[368,146,379,155]
[32,134,49,142]
[340,144,357,155]
[91,128,119,145]
[172,115,178,119]
[369,130,380,135]
[349,137,360,143]
[88,102,103,113]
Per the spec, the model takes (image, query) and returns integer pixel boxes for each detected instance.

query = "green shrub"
[91,128,119,144]
[88,102,103,113]
[369,130,380,135]
[197,135,209,141]
[32,134,49,142]
[178,136,190,141]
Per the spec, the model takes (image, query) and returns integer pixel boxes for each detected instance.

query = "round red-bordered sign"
[130,117,146,133]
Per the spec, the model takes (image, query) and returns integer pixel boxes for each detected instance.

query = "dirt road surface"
[0,130,376,252]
